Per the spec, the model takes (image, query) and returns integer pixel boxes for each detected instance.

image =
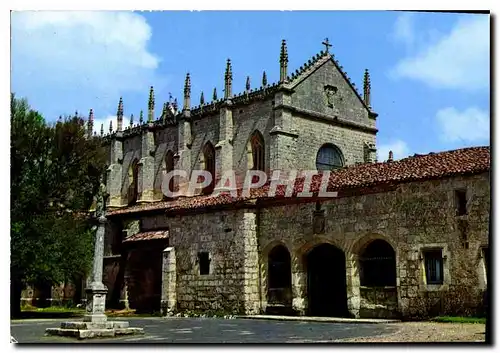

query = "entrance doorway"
[306,243,348,317]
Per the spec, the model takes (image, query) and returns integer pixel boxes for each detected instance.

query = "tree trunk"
[10,279,23,318]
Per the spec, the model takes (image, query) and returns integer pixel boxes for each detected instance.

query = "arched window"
[128,159,139,205]
[162,150,175,200]
[250,131,265,172]
[202,142,216,195]
[359,239,397,287]
[268,245,292,306]
[316,144,344,171]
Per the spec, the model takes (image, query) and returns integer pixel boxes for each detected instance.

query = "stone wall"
[21,278,86,307]
[258,172,490,318]
[104,57,377,206]
[231,99,274,178]
[291,60,374,129]
[166,209,260,314]
[292,116,376,168]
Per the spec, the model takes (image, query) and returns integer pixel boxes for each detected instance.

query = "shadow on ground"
[13,311,84,320]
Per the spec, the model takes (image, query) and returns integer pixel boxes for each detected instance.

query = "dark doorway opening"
[267,245,292,314]
[306,243,349,317]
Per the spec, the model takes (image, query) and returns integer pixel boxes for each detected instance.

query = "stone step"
[59,321,130,330]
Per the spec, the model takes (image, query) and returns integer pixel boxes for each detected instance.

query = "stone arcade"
[46,39,490,319]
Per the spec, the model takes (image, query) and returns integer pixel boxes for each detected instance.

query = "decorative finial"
[212,87,218,101]
[183,73,191,111]
[200,91,205,105]
[148,86,155,122]
[246,76,251,92]
[262,71,268,86]
[87,109,94,138]
[109,120,113,134]
[388,150,394,162]
[173,98,178,112]
[116,97,123,132]
[139,110,144,124]
[363,68,371,107]
[130,113,134,127]
[279,39,289,83]
[100,123,104,136]
[224,59,233,99]
[322,37,332,53]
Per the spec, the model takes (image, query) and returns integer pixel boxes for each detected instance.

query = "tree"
[10,94,107,317]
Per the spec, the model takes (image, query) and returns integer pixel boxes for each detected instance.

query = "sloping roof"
[107,146,490,216]
[282,51,373,115]
[122,230,169,243]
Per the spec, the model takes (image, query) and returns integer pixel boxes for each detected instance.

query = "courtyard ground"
[333,321,487,343]
[10,317,487,344]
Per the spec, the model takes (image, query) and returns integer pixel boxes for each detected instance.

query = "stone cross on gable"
[322,38,332,53]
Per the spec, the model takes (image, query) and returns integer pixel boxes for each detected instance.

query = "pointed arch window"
[250,131,265,172]
[128,159,139,205]
[202,142,216,195]
[316,144,344,171]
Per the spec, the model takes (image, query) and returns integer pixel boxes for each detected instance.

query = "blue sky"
[11,11,490,160]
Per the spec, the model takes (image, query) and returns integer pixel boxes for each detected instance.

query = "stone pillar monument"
[83,179,109,324]
[45,176,144,340]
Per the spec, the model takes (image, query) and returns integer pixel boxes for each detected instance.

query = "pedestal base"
[45,321,144,340]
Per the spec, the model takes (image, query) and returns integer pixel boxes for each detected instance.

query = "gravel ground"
[334,321,487,343]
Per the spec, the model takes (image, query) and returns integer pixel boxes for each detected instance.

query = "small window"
[198,252,210,275]
[455,189,467,216]
[424,250,444,285]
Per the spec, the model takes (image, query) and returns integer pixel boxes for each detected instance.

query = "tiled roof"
[107,146,490,216]
[122,230,169,243]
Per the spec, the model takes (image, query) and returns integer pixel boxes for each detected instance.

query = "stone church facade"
[25,39,490,318]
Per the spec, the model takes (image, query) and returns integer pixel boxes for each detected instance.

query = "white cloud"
[377,140,410,162]
[391,15,489,91]
[92,115,117,136]
[392,12,415,48]
[11,11,164,120]
[436,107,490,143]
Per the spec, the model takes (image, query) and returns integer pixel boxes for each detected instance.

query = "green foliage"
[432,316,487,324]
[10,93,107,304]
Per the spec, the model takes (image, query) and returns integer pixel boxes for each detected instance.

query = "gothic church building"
[93,39,490,319]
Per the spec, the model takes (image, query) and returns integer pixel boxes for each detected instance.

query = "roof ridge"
[284,49,374,115]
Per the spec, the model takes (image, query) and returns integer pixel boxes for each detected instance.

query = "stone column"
[269,91,298,175]
[291,253,307,315]
[215,101,234,183]
[241,211,259,314]
[176,117,192,192]
[161,247,177,315]
[83,214,108,324]
[345,252,360,318]
[107,133,124,207]
[138,124,155,202]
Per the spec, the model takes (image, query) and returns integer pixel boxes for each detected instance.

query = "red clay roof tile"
[107,146,489,216]
[122,230,169,242]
